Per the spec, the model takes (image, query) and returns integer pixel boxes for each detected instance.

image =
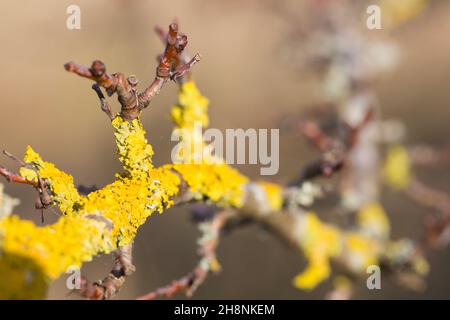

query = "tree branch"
[65,23,200,121]
[289,107,373,186]
[0,166,37,186]
[77,243,135,300]
[138,210,232,300]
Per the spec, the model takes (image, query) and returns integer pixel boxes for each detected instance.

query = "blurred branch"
[138,210,232,300]
[409,143,450,166]
[289,107,373,186]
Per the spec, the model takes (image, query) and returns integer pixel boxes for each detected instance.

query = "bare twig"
[91,84,114,119]
[406,179,450,217]
[297,120,334,151]
[405,178,450,247]
[138,211,231,300]
[409,143,450,166]
[290,107,373,186]
[3,150,26,166]
[64,60,117,95]
[65,23,200,121]
[77,243,135,300]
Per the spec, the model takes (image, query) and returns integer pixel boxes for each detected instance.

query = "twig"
[64,60,117,95]
[77,243,135,300]
[65,23,200,121]
[91,84,114,119]
[3,150,26,166]
[405,178,450,247]
[297,120,334,151]
[138,211,231,300]
[0,166,37,186]
[409,143,450,166]
[290,107,373,186]
[406,179,450,217]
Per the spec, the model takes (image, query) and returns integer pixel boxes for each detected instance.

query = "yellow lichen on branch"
[172,163,248,207]
[0,78,428,299]
[170,80,249,207]
[0,114,181,298]
[169,81,416,292]
[292,202,428,290]
[0,81,251,299]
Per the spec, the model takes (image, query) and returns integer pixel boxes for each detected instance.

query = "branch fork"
[64,23,200,121]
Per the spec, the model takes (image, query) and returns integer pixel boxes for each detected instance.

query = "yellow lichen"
[357,202,390,239]
[383,144,411,190]
[171,81,211,165]
[293,210,388,290]
[0,80,250,298]
[380,0,429,28]
[342,232,379,272]
[170,81,248,207]
[112,116,154,175]
[171,81,209,130]
[0,115,182,298]
[0,215,110,279]
[293,254,331,290]
[258,181,283,211]
[385,239,429,276]
[0,251,48,299]
[0,79,409,299]
[20,146,82,214]
[294,212,341,290]
[172,163,248,207]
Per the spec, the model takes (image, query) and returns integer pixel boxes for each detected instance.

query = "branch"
[64,60,117,95]
[154,21,196,83]
[0,166,37,186]
[138,210,231,300]
[409,143,450,167]
[138,23,200,109]
[289,107,373,186]
[65,23,200,121]
[297,120,334,151]
[77,243,135,300]
[91,84,114,120]
[405,178,450,247]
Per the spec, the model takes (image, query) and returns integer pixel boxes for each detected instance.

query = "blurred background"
[0,0,449,299]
